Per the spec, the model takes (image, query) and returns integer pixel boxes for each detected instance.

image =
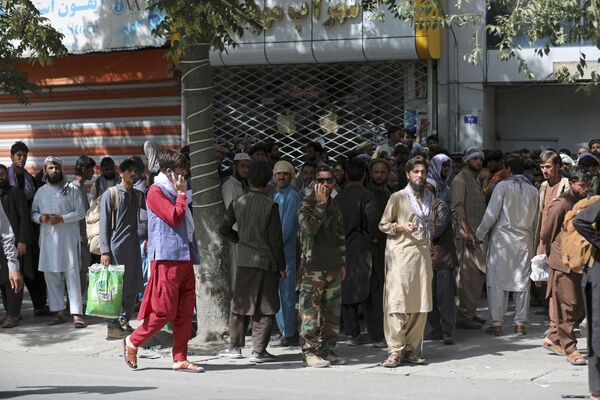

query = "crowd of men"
[2,131,600,397]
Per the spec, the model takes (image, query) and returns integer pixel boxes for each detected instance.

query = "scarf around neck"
[8,165,36,200]
[153,172,195,242]
[505,174,531,189]
[403,184,433,247]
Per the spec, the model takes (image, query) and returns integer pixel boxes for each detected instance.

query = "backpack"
[85,186,143,255]
[560,195,600,273]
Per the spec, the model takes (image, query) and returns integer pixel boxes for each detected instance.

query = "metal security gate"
[213,61,428,164]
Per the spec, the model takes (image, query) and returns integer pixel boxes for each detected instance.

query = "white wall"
[494,85,600,152]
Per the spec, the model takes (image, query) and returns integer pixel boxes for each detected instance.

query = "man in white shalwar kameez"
[31,157,86,328]
[379,156,434,367]
[476,155,539,336]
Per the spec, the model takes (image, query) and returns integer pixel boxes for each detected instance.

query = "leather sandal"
[123,336,138,369]
[567,351,587,366]
[1,315,19,329]
[173,360,205,373]
[73,315,87,329]
[382,353,401,368]
[542,339,566,356]
[484,325,503,336]
[48,311,67,326]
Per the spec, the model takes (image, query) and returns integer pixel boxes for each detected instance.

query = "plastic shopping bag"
[530,254,549,282]
[86,264,124,318]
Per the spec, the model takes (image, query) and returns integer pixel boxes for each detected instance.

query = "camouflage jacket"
[297,193,346,273]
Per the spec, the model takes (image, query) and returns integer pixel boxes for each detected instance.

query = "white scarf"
[153,172,194,242]
[403,185,433,248]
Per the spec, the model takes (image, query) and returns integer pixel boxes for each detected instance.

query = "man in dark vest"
[219,160,286,363]
[336,159,379,345]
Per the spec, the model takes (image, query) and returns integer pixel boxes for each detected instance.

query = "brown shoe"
[514,325,526,335]
[485,325,503,336]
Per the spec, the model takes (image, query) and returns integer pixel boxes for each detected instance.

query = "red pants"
[130,260,195,362]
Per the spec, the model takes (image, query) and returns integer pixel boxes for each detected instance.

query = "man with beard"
[8,141,47,316]
[219,161,285,362]
[271,160,301,347]
[32,157,86,328]
[296,162,317,198]
[541,167,590,365]
[70,155,96,298]
[92,157,120,201]
[533,151,569,307]
[0,164,28,328]
[334,159,347,192]
[366,158,392,347]
[221,153,251,290]
[379,156,434,367]
[519,148,536,184]
[337,159,379,346]
[100,158,146,340]
[428,154,453,202]
[451,146,488,330]
[476,155,539,336]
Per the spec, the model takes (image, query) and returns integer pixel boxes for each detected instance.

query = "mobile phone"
[168,171,177,180]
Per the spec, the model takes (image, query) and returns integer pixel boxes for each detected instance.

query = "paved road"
[0,301,591,400]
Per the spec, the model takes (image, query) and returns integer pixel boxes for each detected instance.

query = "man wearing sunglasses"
[298,164,347,368]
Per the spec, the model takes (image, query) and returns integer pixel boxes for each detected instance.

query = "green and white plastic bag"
[86,264,124,318]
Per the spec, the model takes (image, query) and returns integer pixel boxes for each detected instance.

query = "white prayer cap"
[233,153,250,162]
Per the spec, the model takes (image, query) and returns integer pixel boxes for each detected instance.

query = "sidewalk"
[0,299,590,399]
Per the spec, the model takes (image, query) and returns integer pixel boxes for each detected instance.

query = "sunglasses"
[316,178,335,184]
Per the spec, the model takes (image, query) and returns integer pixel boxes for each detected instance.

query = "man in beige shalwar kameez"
[379,156,434,368]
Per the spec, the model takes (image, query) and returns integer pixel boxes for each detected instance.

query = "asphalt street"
[0,300,591,400]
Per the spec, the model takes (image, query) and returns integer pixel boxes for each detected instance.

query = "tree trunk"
[180,44,230,342]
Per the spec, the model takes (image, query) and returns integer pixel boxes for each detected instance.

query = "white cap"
[234,153,251,162]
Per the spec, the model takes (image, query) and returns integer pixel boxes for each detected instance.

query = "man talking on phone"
[298,164,347,368]
[122,150,203,373]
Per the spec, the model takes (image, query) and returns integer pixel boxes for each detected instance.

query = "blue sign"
[464,115,478,125]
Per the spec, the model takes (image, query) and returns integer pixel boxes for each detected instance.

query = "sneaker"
[346,335,361,346]
[106,324,127,340]
[249,350,276,363]
[303,352,330,368]
[219,347,243,359]
[271,335,300,347]
[322,351,346,365]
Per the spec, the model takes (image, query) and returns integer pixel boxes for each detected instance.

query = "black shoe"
[442,335,454,345]
[249,350,276,363]
[271,335,299,347]
[473,315,487,325]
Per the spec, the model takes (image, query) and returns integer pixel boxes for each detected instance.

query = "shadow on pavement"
[0,385,157,399]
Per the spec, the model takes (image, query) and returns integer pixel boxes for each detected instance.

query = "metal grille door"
[213,61,428,164]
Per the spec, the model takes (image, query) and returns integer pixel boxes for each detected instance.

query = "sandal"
[567,351,587,366]
[382,353,401,368]
[48,311,67,326]
[123,336,138,369]
[542,339,566,356]
[73,315,87,329]
[173,360,205,373]
[403,352,427,365]
[1,315,19,329]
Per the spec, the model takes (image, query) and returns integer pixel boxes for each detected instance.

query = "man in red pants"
[122,150,203,373]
